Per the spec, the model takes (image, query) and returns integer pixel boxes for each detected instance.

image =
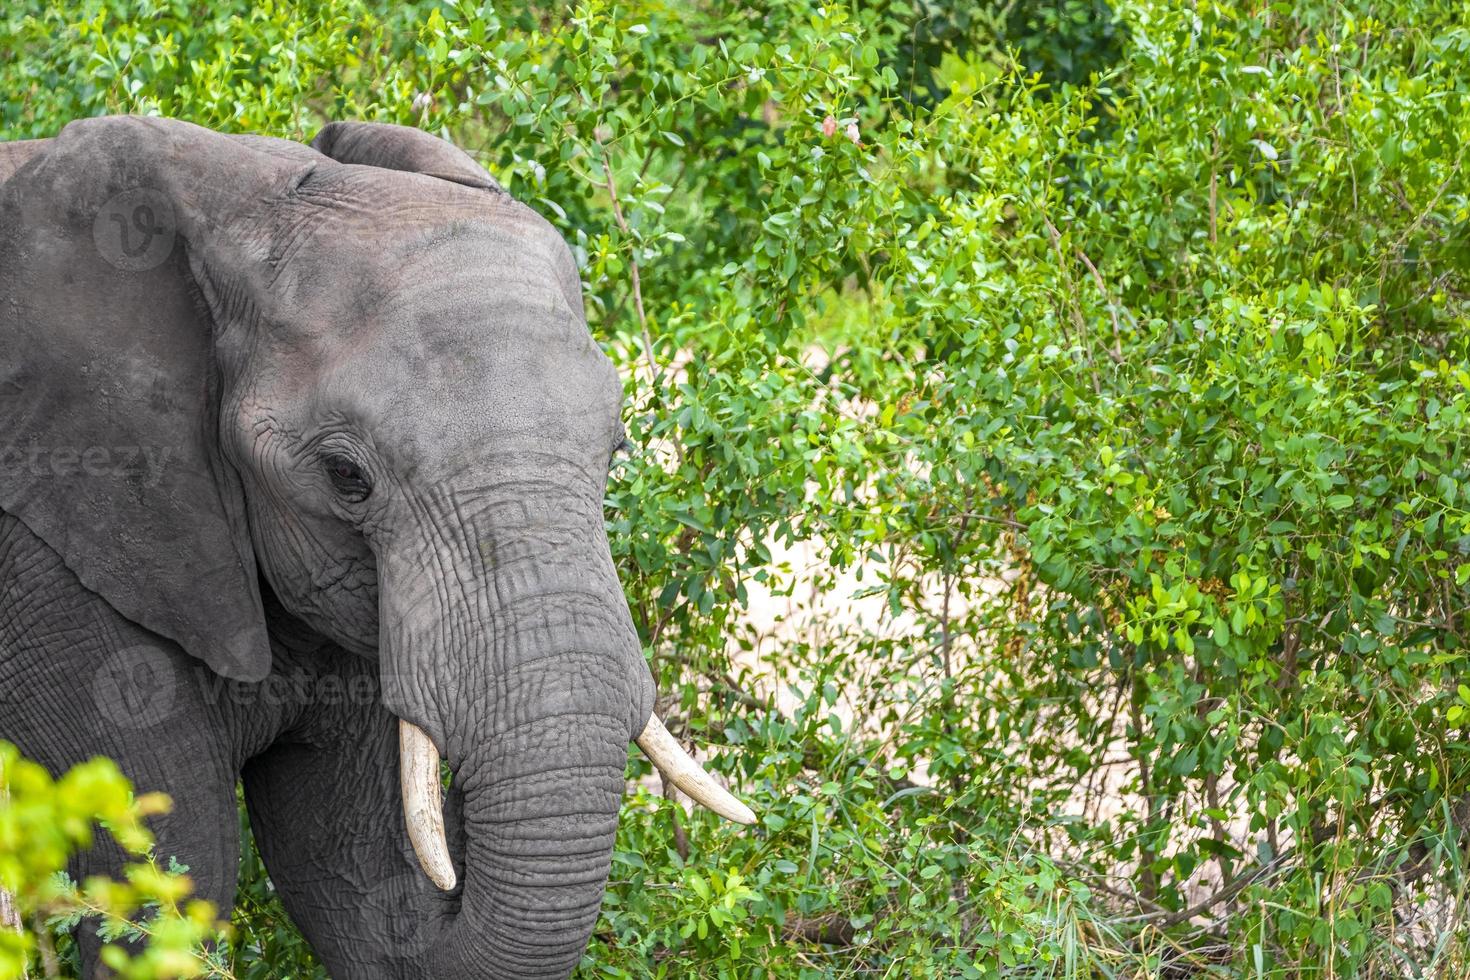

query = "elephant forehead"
[293,218,590,358]
[317,299,623,468]
[275,196,582,327]
[254,206,623,464]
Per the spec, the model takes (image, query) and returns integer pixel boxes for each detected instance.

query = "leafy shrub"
[0,742,227,978]
[2,0,1468,975]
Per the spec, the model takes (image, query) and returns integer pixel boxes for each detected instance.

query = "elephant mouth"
[397,714,754,892]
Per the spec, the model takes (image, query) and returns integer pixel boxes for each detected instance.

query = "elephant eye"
[322,454,372,501]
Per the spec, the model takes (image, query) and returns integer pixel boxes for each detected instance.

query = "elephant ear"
[0,116,314,682]
[310,121,503,192]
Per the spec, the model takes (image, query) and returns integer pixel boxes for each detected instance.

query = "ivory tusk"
[636,713,757,825]
[399,720,457,891]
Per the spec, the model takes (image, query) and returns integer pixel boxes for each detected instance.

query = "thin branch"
[1041,216,1102,393]
[1209,167,1218,246]
[1072,244,1126,364]
[597,141,658,392]
[0,755,27,979]
[1114,848,1293,928]
[658,772,691,861]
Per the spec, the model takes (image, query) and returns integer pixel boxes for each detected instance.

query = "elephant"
[0,115,753,978]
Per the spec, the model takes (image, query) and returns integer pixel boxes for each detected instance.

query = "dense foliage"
[3,0,1468,975]
[0,745,226,977]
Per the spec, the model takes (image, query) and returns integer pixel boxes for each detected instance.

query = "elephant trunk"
[379,475,751,976]
[434,706,629,976]
[377,483,652,977]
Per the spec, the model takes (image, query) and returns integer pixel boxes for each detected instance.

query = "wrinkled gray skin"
[0,116,656,978]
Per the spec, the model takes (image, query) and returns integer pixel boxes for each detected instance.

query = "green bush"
[3,0,1469,975]
[0,743,228,978]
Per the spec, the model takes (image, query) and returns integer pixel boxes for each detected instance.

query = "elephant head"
[0,115,751,976]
